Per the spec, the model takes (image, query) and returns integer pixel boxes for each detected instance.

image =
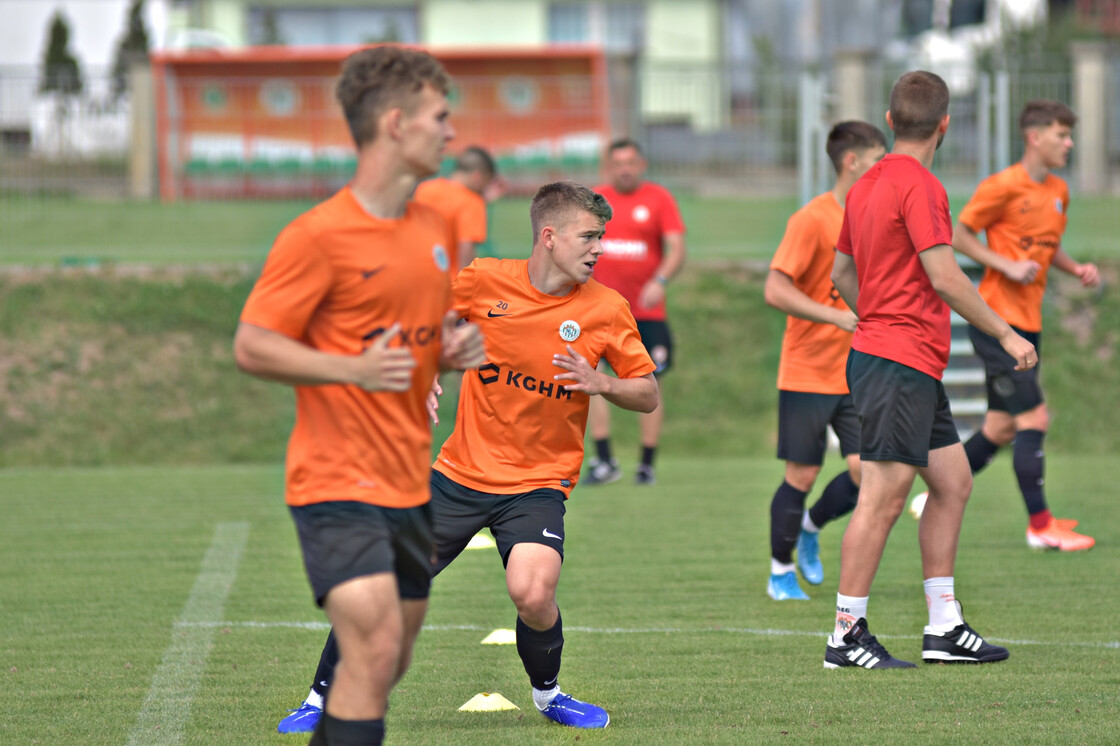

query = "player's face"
[852,145,886,178]
[1034,122,1074,169]
[605,146,646,193]
[549,210,606,285]
[399,84,455,177]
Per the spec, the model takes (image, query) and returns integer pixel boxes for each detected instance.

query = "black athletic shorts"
[846,349,960,467]
[967,324,1044,414]
[430,469,566,573]
[776,390,861,465]
[289,500,435,606]
[636,320,673,376]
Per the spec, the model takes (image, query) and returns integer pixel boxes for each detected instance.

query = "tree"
[111,0,151,98]
[40,11,83,95]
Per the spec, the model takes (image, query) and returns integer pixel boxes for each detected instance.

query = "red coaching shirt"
[593,181,685,322]
[837,154,954,380]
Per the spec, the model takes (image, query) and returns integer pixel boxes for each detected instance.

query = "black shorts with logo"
[777,390,861,465]
[846,349,960,467]
[430,469,567,574]
[636,320,674,376]
[968,324,1043,415]
[289,500,434,606]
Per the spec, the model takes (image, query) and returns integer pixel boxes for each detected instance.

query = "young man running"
[763,120,887,601]
[277,181,658,733]
[235,46,486,746]
[952,100,1098,551]
[414,145,500,273]
[826,70,1035,669]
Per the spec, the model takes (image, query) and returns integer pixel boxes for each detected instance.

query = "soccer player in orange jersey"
[278,181,658,732]
[413,145,501,272]
[234,47,486,746]
[953,100,1099,551]
[763,121,887,602]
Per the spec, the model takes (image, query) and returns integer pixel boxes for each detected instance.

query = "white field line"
[127,522,250,746]
[176,620,1120,650]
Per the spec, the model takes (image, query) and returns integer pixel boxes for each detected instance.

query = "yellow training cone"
[466,532,496,550]
[458,692,519,712]
[480,628,516,645]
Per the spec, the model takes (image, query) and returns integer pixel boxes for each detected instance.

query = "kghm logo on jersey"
[432,244,450,272]
[559,319,581,342]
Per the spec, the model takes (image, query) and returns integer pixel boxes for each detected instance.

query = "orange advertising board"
[151,45,610,200]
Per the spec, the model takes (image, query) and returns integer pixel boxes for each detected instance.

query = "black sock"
[964,431,1001,474]
[311,713,384,746]
[310,630,338,698]
[808,471,859,528]
[595,439,612,464]
[516,613,564,691]
[1013,429,1048,516]
[769,481,807,564]
[641,445,656,468]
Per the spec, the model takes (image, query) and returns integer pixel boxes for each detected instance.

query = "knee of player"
[511,592,558,626]
[1015,404,1050,433]
[784,462,821,492]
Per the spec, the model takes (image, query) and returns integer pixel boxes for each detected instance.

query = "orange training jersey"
[413,177,487,272]
[958,163,1069,332]
[769,192,852,394]
[434,258,656,496]
[240,187,452,509]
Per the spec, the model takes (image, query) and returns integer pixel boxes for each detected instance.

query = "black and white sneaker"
[824,618,916,669]
[922,622,1009,664]
[583,458,621,486]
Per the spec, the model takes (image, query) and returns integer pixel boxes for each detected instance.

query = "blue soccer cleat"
[538,692,610,728]
[767,570,809,601]
[796,529,824,585]
[277,702,322,734]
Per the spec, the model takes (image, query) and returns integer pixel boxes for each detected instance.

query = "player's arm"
[637,232,686,309]
[233,322,417,392]
[919,245,1036,370]
[830,251,859,312]
[764,269,857,331]
[952,221,1040,284]
[551,345,659,413]
[1051,246,1100,287]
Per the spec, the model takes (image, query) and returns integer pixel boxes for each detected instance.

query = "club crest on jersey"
[632,204,650,223]
[559,319,581,342]
[432,244,449,272]
[1055,199,1063,214]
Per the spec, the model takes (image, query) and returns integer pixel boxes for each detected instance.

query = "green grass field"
[2,458,1117,745]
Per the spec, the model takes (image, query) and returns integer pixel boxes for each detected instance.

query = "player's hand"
[637,279,666,310]
[999,330,1037,371]
[426,375,443,425]
[552,344,604,395]
[1003,259,1041,284]
[439,311,487,371]
[353,323,417,392]
[1076,262,1101,288]
[833,309,858,333]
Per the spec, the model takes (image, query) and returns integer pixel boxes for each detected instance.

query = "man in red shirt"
[235,47,486,745]
[584,139,686,486]
[826,70,1036,669]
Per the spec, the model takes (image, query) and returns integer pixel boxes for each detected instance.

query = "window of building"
[247,6,419,46]
[548,2,646,52]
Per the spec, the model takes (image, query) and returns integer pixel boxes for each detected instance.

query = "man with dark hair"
[276,180,659,733]
[236,46,486,746]
[763,120,887,601]
[414,145,502,272]
[585,138,686,486]
[948,99,1098,551]
[826,70,1035,669]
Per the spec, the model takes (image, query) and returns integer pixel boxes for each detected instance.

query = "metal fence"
[1,53,1117,202]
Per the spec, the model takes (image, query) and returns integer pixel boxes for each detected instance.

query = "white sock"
[771,558,796,575]
[801,512,820,533]
[533,685,561,710]
[924,576,964,632]
[305,688,324,709]
[831,594,867,643]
